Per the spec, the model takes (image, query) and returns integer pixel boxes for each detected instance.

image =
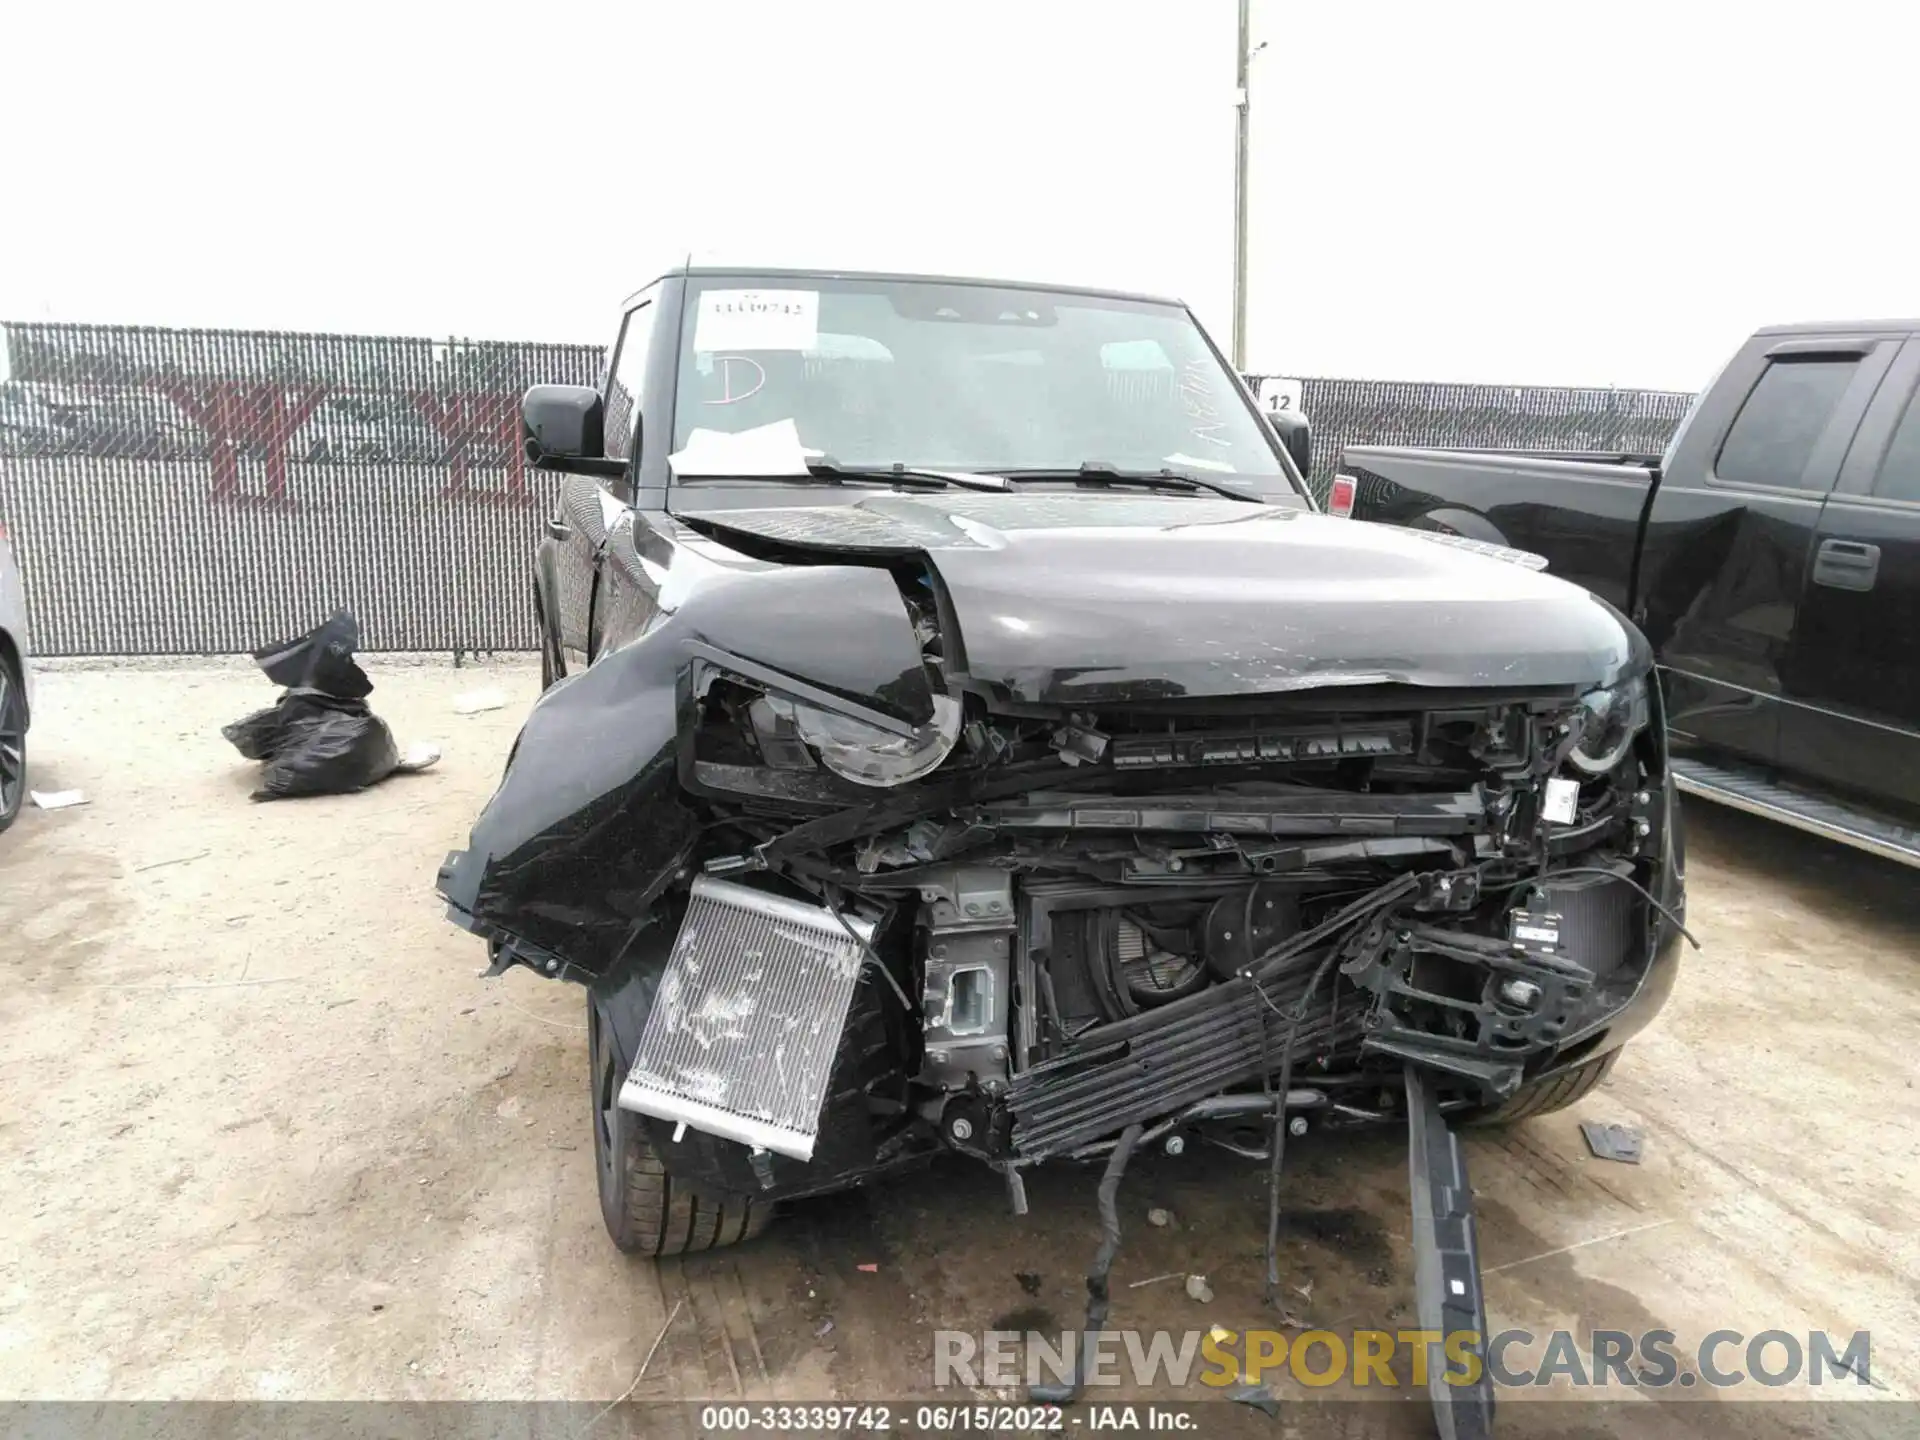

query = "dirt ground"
[2,660,1916,1436]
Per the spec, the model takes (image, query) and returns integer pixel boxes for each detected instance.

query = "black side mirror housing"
[523,385,628,479]
[523,384,601,458]
[1266,408,1312,479]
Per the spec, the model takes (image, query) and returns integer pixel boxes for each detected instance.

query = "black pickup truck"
[1338,319,1920,866]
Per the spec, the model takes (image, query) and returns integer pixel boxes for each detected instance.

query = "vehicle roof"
[1756,318,1920,336]
[620,250,1187,312]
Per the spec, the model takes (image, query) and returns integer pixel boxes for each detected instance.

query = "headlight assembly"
[1567,674,1650,775]
[749,692,962,787]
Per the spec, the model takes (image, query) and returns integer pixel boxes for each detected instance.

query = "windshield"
[669,275,1289,493]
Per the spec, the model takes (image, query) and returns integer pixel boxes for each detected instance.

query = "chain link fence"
[1245,374,1698,505]
[0,322,600,654]
[1,320,1696,656]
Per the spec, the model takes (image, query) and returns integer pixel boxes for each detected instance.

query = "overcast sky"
[2,0,1912,390]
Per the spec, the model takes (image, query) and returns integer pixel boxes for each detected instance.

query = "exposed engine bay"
[436,491,1691,1434]
[446,592,1684,1191]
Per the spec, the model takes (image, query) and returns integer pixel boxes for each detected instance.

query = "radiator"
[1008,950,1366,1159]
[1534,865,1640,980]
[617,876,873,1162]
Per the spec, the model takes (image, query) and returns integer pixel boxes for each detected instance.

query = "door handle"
[1812,538,1880,592]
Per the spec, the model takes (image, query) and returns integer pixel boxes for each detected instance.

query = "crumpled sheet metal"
[435,562,934,979]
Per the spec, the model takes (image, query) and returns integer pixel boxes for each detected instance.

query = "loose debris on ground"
[1580,1120,1645,1164]
[452,688,509,715]
[1226,1381,1281,1417]
[1128,1272,1184,1290]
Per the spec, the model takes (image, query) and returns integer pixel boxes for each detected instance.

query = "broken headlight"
[1567,674,1650,775]
[749,693,963,787]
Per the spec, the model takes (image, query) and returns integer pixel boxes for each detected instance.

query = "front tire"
[0,650,26,834]
[588,988,771,1255]
[1471,1050,1619,1124]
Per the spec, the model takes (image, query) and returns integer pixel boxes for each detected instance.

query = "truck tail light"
[1328,473,1357,517]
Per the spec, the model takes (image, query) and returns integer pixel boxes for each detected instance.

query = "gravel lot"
[2,661,1916,1435]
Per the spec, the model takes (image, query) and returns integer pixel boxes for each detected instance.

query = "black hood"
[676,491,1646,705]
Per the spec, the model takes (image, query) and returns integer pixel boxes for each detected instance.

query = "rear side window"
[1715,357,1858,490]
[1874,387,1920,503]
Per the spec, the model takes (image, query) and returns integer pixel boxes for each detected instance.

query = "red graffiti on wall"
[160,381,329,504]
[408,391,533,502]
[48,375,540,507]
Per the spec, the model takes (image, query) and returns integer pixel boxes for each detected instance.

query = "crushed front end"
[437,555,1685,1198]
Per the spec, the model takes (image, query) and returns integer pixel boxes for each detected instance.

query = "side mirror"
[523,384,630,482]
[523,384,610,465]
[1266,408,1311,478]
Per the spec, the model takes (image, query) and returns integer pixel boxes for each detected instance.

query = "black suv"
[436,263,1688,1425]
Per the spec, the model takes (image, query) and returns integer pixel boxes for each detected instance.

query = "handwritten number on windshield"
[1178,358,1232,447]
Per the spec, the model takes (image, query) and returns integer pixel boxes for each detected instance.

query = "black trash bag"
[221,688,402,800]
[252,692,401,800]
[222,702,290,762]
[221,611,420,800]
[221,688,344,760]
[250,608,372,700]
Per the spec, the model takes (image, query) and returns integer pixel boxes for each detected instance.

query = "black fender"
[435,553,934,980]
[1535,741,1687,1076]
[588,929,672,1071]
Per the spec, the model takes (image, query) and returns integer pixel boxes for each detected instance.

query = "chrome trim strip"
[1664,669,1920,739]
[1675,774,1920,868]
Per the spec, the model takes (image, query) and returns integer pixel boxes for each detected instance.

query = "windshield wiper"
[996,461,1261,503]
[804,458,1009,492]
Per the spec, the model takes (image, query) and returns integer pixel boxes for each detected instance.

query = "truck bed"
[1340,444,1660,615]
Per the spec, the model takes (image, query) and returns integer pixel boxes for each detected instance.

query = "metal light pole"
[1231,0,1252,371]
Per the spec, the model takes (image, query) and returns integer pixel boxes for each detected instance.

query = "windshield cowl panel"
[668,274,1291,497]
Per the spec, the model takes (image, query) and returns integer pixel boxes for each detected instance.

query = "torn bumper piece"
[434,559,938,981]
[613,876,873,1162]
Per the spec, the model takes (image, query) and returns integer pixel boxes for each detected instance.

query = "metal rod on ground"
[1231,0,1252,371]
